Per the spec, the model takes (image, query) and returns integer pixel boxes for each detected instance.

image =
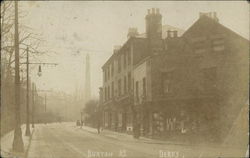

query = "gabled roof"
[183,15,249,42]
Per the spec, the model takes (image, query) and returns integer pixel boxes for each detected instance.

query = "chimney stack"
[127,27,139,39]
[152,8,155,14]
[199,12,219,22]
[113,45,121,54]
[145,8,162,39]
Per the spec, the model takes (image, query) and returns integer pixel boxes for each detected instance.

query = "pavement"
[1,122,248,158]
[0,124,34,158]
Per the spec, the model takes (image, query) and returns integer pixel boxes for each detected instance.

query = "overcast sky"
[18,1,249,98]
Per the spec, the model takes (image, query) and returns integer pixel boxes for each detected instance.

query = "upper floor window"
[111,62,114,77]
[107,86,110,100]
[104,69,107,82]
[128,72,131,91]
[105,87,107,101]
[135,81,139,102]
[118,79,122,96]
[191,36,207,54]
[107,67,110,80]
[194,41,206,54]
[124,53,127,69]
[111,82,114,98]
[128,51,131,65]
[212,38,224,52]
[124,76,127,94]
[118,56,121,73]
[142,77,146,98]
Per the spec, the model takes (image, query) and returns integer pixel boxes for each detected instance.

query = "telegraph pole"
[25,47,31,136]
[13,0,24,152]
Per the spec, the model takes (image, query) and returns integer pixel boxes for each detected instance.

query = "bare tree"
[1,1,50,80]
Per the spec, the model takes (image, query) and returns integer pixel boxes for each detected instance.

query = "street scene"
[1,1,249,158]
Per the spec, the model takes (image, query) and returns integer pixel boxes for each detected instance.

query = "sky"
[17,1,249,99]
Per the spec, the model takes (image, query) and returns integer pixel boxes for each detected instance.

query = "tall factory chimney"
[84,53,91,103]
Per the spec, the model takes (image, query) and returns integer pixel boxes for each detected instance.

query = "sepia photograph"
[0,1,249,158]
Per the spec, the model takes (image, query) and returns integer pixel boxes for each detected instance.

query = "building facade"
[100,9,248,142]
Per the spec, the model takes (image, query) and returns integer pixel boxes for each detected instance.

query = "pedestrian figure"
[97,119,101,134]
[133,123,140,139]
[80,120,83,128]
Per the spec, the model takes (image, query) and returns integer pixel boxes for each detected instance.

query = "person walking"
[97,118,101,134]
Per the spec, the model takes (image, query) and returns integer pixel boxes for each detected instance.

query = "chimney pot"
[152,8,155,14]
[156,8,160,14]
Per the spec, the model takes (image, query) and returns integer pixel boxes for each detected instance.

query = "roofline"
[182,16,249,42]
[101,37,146,69]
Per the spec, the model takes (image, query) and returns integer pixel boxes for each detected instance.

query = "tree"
[1,1,49,81]
[82,100,99,127]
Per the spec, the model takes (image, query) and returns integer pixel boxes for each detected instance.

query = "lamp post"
[12,0,24,152]
[31,83,35,128]
[25,47,31,136]
[20,54,57,132]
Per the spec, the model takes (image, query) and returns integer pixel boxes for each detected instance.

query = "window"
[118,56,121,73]
[212,38,224,52]
[202,67,217,91]
[128,51,131,65]
[118,79,121,96]
[104,69,107,82]
[163,72,173,94]
[124,53,127,69]
[128,72,131,91]
[105,87,107,101]
[124,76,127,94]
[142,77,146,97]
[107,67,110,80]
[163,80,170,94]
[111,62,114,77]
[135,81,139,102]
[111,82,114,98]
[194,41,206,54]
[108,86,110,100]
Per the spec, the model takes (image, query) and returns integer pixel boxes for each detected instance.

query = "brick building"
[100,9,248,142]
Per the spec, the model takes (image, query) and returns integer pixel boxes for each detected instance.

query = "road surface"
[26,122,246,158]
